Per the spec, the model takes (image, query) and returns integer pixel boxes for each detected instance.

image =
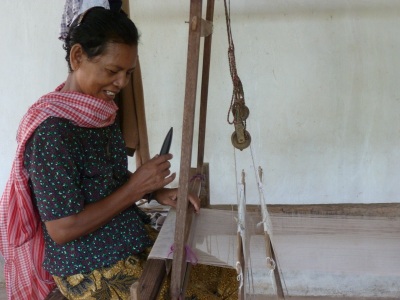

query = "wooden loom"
[43,2,400,300]
[125,2,400,299]
[131,1,217,298]
[130,1,284,299]
[123,2,400,299]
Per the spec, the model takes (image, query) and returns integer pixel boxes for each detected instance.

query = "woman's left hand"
[154,188,200,213]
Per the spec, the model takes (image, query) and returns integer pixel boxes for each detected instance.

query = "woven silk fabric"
[0,83,118,299]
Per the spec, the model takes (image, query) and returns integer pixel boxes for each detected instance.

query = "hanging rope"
[224,0,251,150]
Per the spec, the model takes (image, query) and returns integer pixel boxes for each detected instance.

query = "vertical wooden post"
[121,0,151,166]
[170,0,203,299]
[196,0,215,173]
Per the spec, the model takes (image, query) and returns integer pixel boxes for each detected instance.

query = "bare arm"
[46,154,175,245]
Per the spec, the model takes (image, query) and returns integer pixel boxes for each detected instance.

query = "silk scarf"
[0,83,118,299]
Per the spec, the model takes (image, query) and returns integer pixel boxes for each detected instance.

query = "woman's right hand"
[46,154,176,245]
[127,154,176,197]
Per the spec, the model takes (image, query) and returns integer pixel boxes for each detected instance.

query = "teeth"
[105,91,116,96]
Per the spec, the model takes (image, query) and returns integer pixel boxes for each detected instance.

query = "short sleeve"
[24,118,85,221]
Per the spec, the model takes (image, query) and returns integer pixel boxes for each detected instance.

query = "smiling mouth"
[105,91,116,97]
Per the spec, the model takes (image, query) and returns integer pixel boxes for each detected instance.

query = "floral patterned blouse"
[24,117,152,277]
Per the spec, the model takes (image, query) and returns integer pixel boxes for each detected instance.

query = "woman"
[0,7,200,300]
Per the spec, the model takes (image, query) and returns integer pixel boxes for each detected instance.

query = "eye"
[106,69,118,75]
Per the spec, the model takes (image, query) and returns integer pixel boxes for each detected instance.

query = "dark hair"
[63,7,140,72]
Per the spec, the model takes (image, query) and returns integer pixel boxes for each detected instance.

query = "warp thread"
[168,244,198,265]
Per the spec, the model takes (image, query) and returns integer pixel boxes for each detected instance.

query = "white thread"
[247,250,256,297]
[236,261,244,289]
[266,256,276,271]
[249,144,288,295]
[270,267,277,295]
[234,144,285,296]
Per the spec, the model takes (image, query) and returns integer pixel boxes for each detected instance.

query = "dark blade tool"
[146,127,173,202]
[159,127,173,155]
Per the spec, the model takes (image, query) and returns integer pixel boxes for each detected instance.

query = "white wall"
[1,1,400,207]
[0,1,67,190]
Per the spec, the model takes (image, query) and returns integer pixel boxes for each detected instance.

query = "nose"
[113,73,129,89]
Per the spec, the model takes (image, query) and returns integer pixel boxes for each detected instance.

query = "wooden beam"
[133,165,210,300]
[132,59,151,166]
[170,0,203,298]
[209,203,400,217]
[121,0,151,166]
[132,259,166,299]
[191,163,210,208]
[121,0,129,14]
[196,0,215,173]
[271,242,285,299]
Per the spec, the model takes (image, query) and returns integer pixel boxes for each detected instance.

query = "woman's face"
[72,42,138,101]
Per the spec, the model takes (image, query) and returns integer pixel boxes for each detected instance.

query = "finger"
[154,153,173,163]
[162,173,176,187]
[167,197,177,208]
[188,194,201,213]
[157,168,171,180]
[158,160,171,172]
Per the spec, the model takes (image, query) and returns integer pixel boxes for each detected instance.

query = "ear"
[70,44,85,71]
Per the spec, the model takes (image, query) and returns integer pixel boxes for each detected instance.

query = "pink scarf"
[0,84,118,299]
